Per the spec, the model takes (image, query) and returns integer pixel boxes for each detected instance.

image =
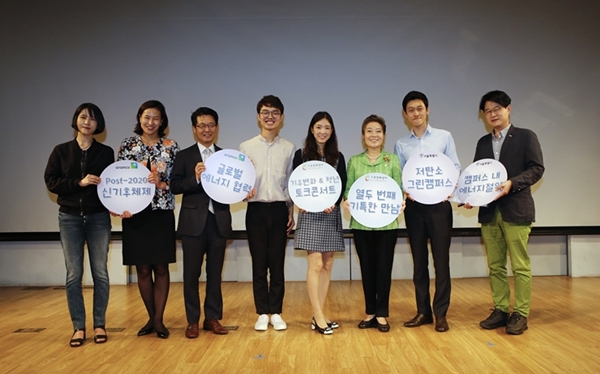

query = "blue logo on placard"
[131,162,138,169]
[238,154,246,161]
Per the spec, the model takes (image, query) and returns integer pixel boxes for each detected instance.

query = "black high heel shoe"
[69,329,86,347]
[311,318,339,330]
[94,325,108,344]
[312,318,333,335]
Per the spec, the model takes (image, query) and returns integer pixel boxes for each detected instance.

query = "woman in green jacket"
[343,114,403,333]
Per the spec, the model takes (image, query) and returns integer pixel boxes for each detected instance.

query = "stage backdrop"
[1,0,598,232]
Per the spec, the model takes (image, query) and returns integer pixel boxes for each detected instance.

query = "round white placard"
[457,158,508,206]
[97,160,156,214]
[201,149,256,204]
[347,173,403,228]
[288,161,342,212]
[402,151,460,205]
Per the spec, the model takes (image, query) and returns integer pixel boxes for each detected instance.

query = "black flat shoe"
[312,318,333,335]
[93,325,108,344]
[358,318,377,329]
[377,319,390,333]
[137,325,155,336]
[156,328,170,339]
[69,329,86,347]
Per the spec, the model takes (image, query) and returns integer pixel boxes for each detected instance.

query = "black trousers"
[404,199,452,317]
[181,213,227,323]
[246,202,289,315]
[353,229,397,317]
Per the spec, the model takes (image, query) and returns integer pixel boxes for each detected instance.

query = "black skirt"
[122,206,176,265]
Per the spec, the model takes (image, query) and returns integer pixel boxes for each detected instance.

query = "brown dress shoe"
[185,323,200,339]
[203,319,228,335]
[435,316,449,332]
[404,313,434,328]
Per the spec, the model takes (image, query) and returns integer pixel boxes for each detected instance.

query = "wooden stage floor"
[1,277,599,373]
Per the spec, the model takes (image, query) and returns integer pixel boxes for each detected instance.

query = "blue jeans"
[59,211,111,330]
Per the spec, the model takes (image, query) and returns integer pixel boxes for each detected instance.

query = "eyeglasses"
[260,110,281,118]
[196,124,217,130]
[484,106,504,116]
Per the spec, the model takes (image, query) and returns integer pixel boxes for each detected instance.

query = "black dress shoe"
[435,317,449,332]
[358,318,377,329]
[377,319,390,333]
[137,325,155,336]
[404,313,433,328]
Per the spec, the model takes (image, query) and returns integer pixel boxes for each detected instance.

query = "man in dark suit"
[171,107,232,338]
[466,91,544,335]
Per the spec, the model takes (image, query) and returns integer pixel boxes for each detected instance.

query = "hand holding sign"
[457,159,507,206]
[288,161,342,212]
[200,149,256,204]
[402,151,459,205]
[97,160,156,215]
[347,173,403,228]
[79,174,101,187]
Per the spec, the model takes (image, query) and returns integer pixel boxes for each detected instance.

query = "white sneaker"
[255,314,269,331]
[270,314,287,331]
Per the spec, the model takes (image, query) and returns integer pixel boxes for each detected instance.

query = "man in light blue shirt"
[394,91,461,333]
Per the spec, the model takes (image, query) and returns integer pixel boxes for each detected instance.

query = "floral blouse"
[117,135,179,210]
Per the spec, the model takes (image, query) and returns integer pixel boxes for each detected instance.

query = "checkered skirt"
[293,205,345,252]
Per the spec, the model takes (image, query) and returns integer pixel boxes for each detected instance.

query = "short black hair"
[479,90,511,111]
[402,91,429,112]
[256,95,284,114]
[71,103,105,134]
[134,100,168,137]
[191,107,219,127]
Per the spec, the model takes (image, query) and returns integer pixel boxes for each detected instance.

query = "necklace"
[77,138,92,150]
[366,153,381,160]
